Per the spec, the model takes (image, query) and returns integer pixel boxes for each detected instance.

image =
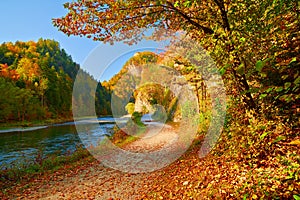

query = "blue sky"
[0,0,164,81]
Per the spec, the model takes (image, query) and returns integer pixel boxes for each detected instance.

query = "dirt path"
[21,123,180,199]
[125,123,178,152]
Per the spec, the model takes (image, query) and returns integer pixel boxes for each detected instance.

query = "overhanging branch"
[165,1,214,35]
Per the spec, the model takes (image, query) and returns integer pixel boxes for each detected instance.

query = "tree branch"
[213,0,230,31]
[165,1,214,35]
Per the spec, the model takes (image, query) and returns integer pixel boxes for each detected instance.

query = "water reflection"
[0,117,115,169]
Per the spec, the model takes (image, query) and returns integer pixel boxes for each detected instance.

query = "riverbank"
[0,146,93,192]
[0,117,74,130]
[0,115,115,132]
[0,122,183,199]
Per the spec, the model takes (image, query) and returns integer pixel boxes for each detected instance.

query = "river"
[0,117,118,169]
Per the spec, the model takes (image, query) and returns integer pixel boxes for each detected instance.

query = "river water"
[0,117,118,169]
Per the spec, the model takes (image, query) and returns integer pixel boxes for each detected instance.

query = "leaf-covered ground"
[1,120,299,199]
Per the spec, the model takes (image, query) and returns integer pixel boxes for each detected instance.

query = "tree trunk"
[213,0,256,110]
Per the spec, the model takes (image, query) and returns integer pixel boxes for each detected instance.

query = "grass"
[109,111,149,147]
[0,146,93,191]
[115,135,139,148]
[109,126,146,148]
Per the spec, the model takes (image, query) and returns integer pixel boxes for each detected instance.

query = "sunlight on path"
[28,124,180,199]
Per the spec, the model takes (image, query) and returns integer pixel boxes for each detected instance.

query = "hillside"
[0,39,111,123]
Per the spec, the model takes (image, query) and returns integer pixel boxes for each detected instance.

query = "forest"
[0,39,111,123]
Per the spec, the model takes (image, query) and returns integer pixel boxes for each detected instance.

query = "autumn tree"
[53,0,299,114]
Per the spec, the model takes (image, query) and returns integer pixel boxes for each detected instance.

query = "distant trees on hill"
[0,39,111,122]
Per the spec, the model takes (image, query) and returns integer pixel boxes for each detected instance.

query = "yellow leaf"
[289,139,300,145]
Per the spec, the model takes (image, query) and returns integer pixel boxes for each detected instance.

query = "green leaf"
[259,93,267,99]
[239,37,246,42]
[245,88,259,93]
[259,125,266,130]
[183,1,192,7]
[265,87,273,93]
[174,1,179,7]
[273,136,286,143]
[219,64,231,76]
[294,77,300,85]
[281,75,289,80]
[284,82,291,89]
[219,67,226,76]
[289,57,297,64]
[260,131,270,140]
[292,86,299,92]
[293,194,300,200]
[276,87,283,92]
[281,94,293,103]
[256,60,264,72]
